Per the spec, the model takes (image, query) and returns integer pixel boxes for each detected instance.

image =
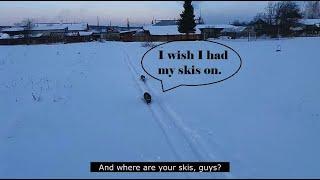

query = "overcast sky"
[0,1,270,26]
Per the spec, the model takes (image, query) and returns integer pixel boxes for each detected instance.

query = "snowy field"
[0,37,320,178]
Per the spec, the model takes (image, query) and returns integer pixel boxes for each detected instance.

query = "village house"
[140,23,253,41]
[249,18,320,37]
[88,25,143,41]
[197,24,236,39]
[220,26,256,39]
[89,25,109,40]
[298,19,320,36]
[119,30,136,42]
[0,22,93,45]
[1,27,25,36]
[250,18,277,37]
[152,17,204,26]
[135,18,254,41]
[31,23,88,37]
[142,25,201,41]
[65,31,94,43]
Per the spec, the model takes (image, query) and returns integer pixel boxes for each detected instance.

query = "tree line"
[239,1,320,37]
[178,1,319,38]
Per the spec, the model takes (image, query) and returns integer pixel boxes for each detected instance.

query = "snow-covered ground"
[0,38,320,178]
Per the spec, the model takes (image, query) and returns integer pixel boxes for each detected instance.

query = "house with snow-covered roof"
[30,23,67,38]
[1,27,25,36]
[220,26,255,39]
[0,22,94,45]
[298,19,320,35]
[143,25,201,36]
[299,19,320,27]
[196,24,236,39]
[1,22,90,39]
[153,17,204,26]
[141,23,249,41]
[141,25,201,41]
[30,23,89,37]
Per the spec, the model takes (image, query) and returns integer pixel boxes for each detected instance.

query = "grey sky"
[0,1,270,26]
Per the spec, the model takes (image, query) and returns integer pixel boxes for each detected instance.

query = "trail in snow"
[121,46,233,178]
[121,47,182,161]
[120,47,193,179]
[123,51,203,160]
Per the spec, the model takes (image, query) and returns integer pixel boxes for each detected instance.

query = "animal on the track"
[144,92,152,104]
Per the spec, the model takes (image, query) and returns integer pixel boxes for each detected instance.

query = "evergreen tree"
[178,1,196,36]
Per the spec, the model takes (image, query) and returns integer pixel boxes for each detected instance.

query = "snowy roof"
[197,24,236,29]
[143,24,238,35]
[0,33,10,39]
[290,27,304,31]
[12,34,24,39]
[143,25,201,35]
[89,29,100,33]
[32,24,66,31]
[66,23,88,31]
[32,23,88,31]
[30,33,43,38]
[90,29,107,33]
[299,19,320,26]
[119,29,137,34]
[119,31,131,34]
[221,26,247,33]
[66,32,79,36]
[79,31,93,36]
[154,20,178,26]
[1,27,25,32]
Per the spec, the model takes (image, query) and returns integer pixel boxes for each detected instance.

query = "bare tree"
[304,1,320,18]
[252,1,302,37]
[21,18,34,41]
[266,2,276,25]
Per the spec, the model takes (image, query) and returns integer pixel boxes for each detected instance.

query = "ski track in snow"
[120,47,193,179]
[121,47,182,160]
[121,46,233,178]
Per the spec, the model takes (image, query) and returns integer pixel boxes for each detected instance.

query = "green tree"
[178,0,196,38]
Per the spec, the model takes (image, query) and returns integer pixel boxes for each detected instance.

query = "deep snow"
[0,38,320,178]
